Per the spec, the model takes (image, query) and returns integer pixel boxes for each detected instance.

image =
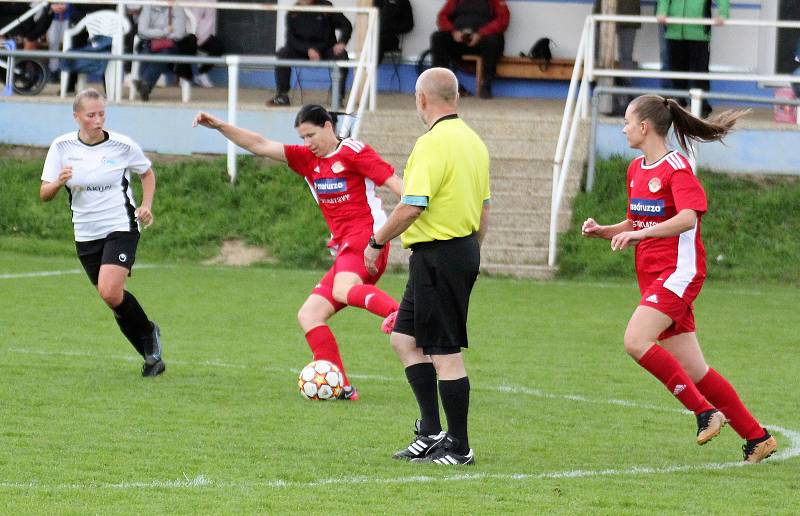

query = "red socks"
[638,344,714,415]
[346,284,399,317]
[305,325,349,386]
[696,368,765,440]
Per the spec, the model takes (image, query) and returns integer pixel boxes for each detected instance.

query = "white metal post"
[114,2,126,102]
[226,56,240,183]
[369,8,378,111]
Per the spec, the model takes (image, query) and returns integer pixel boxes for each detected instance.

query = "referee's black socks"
[439,377,471,454]
[405,362,442,436]
[112,291,152,358]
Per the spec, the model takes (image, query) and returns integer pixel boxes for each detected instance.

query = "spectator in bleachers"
[60,8,123,87]
[188,0,225,88]
[64,2,113,93]
[430,0,509,99]
[46,3,70,80]
[374,0,413,63]
[0,1,58,50]
[267,0,352,107]
[657,0,728,118]
[134,4,186,101]
[593,0,641,115]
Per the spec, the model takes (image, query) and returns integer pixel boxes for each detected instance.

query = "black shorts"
[393,235,480,355]
[75,231,140,285]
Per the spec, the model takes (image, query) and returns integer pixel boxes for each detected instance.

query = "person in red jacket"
[431,0,509,99]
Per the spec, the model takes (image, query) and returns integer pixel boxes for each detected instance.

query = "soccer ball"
[298,360,344,400]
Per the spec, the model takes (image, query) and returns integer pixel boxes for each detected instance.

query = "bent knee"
[623,332,652,360]
[331,285,350,305]
[98,286,123,308]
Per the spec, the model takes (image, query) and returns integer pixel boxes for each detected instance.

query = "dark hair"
[294,104,343,128]
[631,94,749,156]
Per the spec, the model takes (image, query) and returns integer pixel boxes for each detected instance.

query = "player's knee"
[98,284,123,307]
[331,284,350,304]
[297,305,323,331]
[622,331,649,359]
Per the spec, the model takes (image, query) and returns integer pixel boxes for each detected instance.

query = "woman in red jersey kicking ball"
[582,94,777,463]
[193,105,402,400]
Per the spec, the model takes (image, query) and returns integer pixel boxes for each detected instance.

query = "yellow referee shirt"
[400,115,491,248]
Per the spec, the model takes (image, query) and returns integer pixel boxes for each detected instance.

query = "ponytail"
[631,95,749,156]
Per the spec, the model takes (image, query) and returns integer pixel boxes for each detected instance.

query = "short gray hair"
[73,88,105,113]
[416,67,458,105]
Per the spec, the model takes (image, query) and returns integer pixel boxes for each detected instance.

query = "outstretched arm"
[193,112,287,162]
[581,217,633,240]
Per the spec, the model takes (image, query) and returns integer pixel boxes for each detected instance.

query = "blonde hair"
[73,88,106,113]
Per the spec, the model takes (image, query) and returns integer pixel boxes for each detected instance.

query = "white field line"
[0,426,797,491]
[0,264,159,280]
[3,348,799,491]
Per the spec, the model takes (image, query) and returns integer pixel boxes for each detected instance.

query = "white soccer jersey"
[42,130,152,242]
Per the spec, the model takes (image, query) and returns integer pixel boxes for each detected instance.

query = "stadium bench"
[461,55,576,97]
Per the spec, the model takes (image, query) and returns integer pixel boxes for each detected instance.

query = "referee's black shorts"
[75,230,140,285]
[393,234,480,355]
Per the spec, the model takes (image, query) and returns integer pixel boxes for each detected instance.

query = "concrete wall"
[0,100,298,155]
[595,121,800,175]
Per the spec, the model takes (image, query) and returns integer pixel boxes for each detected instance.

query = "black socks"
[112,291,152,358]
[405,362,441,436]
[439,377,471,454]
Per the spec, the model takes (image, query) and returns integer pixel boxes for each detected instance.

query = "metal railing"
[549,13,800,268]
[0,0,380,182]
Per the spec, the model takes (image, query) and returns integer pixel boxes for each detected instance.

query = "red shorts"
[311,232,391,311]
[639,279,695,340]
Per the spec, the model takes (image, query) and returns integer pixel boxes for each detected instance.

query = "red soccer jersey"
[626,150,708,301]
[284,138,394,246]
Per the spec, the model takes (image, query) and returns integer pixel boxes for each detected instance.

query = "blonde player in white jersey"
[40,88,165,377]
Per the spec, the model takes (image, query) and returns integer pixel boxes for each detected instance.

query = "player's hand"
[192,111,221,129]
[135,205,153,228]
[581,217,602,238]
[308,48,321,61]
[57,165,73,186]
[364,245,381,276]
[656,15,667,24]
[468,32,481,47]
[610,230,641,251]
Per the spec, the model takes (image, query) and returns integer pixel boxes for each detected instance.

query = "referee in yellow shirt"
[364,67,490,466]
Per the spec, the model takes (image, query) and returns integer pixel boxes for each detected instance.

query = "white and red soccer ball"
[298,360,344,400]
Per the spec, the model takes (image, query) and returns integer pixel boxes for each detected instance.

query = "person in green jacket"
[657,0,729,117]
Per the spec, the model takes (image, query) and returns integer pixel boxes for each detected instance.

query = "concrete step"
[361,112,582,137]
[360,133,573,161]
[377,153,586,181]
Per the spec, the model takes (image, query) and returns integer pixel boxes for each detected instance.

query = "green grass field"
[1,252,798,514]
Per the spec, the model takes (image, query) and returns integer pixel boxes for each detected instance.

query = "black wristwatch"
[368,235,385,249]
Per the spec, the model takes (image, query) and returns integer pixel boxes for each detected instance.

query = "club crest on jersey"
[629,198,665,216]
[648,177,662,193]
[313,178,347,193]
[331,161,345,174]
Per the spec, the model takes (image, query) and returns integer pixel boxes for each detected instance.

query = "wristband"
[368,235,385,249]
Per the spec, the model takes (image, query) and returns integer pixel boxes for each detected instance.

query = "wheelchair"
[0,38,50,96]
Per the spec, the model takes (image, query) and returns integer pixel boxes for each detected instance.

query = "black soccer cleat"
[337,385,360,401]
[393,419,446,460]
[743,429,778,463]
[411,433,475,466]
[141,322,165,377]
[142,359,166,377]
[696,409,727,445]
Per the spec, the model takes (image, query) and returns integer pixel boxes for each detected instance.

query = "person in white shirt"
[40,88,165,377]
